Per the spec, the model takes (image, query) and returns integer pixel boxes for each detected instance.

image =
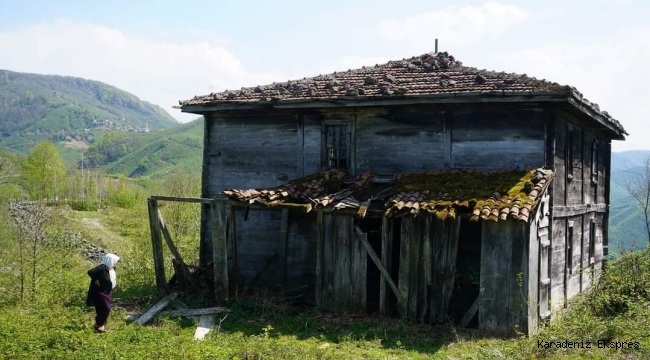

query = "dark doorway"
[448,217,482,328]
[357,218,382,314]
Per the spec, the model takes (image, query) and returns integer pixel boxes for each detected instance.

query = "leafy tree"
[22,141,66,201]
[0,152,18,186]
[626,156,650,243]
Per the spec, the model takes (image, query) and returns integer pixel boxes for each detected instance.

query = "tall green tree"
[22,141,66,201]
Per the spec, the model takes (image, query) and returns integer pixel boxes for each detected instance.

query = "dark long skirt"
[94,292,112,327]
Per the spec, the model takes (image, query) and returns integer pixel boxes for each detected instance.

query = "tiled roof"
[221,167,553,222]
[387,168,553,222]
[179,51,626,136]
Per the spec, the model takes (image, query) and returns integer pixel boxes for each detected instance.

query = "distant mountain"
[609,150,650,254]
[0,69,178,155]
[85,118,203,179]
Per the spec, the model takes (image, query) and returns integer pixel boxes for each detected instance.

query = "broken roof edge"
[181,91,626,138]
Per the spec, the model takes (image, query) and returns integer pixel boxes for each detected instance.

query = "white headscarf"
[101,253,120,289]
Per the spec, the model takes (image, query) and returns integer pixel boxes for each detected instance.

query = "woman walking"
[87,253,120,333]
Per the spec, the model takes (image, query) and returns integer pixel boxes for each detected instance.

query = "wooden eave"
[180,91,572,113]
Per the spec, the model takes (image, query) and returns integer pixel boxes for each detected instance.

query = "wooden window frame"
[591,140,598,185]
[567,221,574,274]
[321,120,352,172]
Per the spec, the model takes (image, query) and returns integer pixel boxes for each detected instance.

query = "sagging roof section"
[179,51,626,136]
[222,167,553,223]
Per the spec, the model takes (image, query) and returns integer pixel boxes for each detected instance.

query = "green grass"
[1,202,650,359]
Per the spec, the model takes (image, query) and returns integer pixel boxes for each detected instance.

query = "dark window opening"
[591,141,598,184]
[449,218,482,328]
[326,125,348,168]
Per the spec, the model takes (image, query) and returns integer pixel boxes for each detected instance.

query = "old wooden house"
[170,51,626,334]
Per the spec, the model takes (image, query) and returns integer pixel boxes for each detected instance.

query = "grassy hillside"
[0,69,178,157]
[87,118,203,178]
[609,160,649,253]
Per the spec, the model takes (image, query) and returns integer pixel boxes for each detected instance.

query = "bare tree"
[625,156,650,243]
[0,154,18,187]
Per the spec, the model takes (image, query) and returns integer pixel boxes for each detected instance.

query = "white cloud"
[494,26,650,151]
[0,21,283,122]
[378,2,528,53]
[319,56,392,74]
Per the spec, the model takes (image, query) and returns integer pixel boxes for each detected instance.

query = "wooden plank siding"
[452,109,545,169]
[479,220,529,333]
[397,216,459,324]
[317,214,366,313]
[355,107,445,174]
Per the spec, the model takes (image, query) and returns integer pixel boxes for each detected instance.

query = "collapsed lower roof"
[222,167,554,223]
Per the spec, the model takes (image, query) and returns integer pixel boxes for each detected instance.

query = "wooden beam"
[443,109,453,168]
[194,314,215,340]
[379,216,393,317]
[157,209,194,289]
[459,296,479,328]
[297,114,305,177]
[150,195,215,204]
[211,200,228,304]
[229,208,238,295]
[354,225,407,314]
[279,208,290,287]
[315,211,323,306]
[159,307,230,318]
[147,198,166,293]
[134,292,178,324]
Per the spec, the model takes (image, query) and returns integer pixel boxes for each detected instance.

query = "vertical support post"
[230,206,238,295]
[211,199,228,304]
[379,216,393,317]
[148,198,166,293]
[398,218,412,318]
[315,211,323,306]
[279,208,290,287]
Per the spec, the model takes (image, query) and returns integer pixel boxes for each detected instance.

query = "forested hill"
[0,69,177,153]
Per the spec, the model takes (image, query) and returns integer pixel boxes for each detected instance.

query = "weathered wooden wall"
[548,109,611,317]
[479,220,529,333]
[452,108,545,169]
[315,214,367,313]
[355,107,445,174]
[398,216,460,324]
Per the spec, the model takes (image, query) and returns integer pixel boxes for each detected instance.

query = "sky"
[0,0,649,151]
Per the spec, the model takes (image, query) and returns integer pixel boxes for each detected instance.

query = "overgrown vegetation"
[1,142,649,359]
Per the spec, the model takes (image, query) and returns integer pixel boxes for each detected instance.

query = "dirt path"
[79,214,128,254]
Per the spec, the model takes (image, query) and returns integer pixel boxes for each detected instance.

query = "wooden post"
[355,225,406,314]
[279,208,289,287]
[158,209,194,288]
[148,198,166,293]
[211,200,228,304]
[230,207,238,295]
[380,216,393,316]
[398,218,412,318]
[315,211,323,306]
